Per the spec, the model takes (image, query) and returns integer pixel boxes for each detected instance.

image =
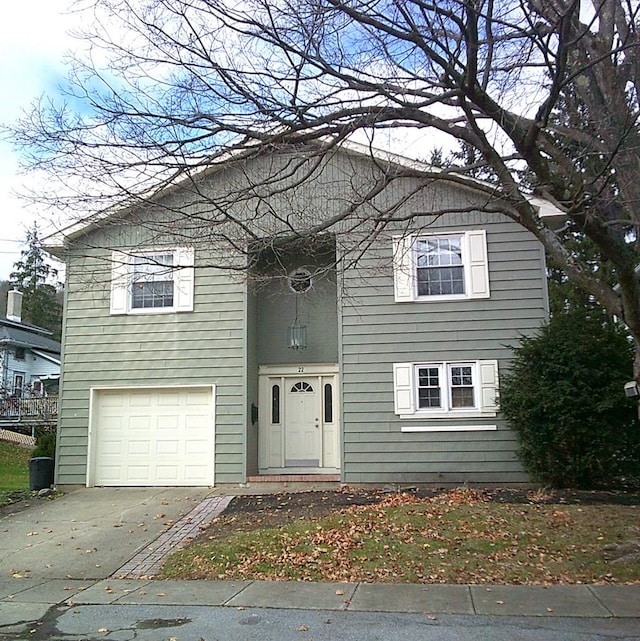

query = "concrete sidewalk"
[1,487,640,637]
[2,577,639,617]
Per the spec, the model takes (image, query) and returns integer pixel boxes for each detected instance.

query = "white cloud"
[0,0,80,279]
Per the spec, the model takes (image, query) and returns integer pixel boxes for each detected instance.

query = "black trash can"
[29,457,55,491]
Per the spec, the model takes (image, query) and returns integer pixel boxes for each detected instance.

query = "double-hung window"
[110,247,194,315]
[416,236,465,296]
[393,230,489,302]
[416,363,476,411]
[393,359,499,420]
[131,253,175,309]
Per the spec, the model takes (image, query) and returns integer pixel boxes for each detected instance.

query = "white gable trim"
[31,350,61,366]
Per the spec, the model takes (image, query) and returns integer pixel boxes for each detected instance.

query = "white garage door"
[90,386,215,486]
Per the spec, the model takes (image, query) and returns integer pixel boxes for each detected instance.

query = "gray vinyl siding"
[55,245,246,485]
[245,286,258,476]
[254,268,338,365]
[55,147,550,486]
[339,209,546,485]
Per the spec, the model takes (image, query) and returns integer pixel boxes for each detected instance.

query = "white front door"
[258,364,340,473]
[284,378,320,467]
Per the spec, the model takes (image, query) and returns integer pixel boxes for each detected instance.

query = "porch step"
[247,474,340,483]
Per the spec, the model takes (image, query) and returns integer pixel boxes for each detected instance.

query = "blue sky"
[0,1,454,283]
[0,0,78,280]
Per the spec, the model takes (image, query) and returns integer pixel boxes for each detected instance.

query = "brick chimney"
[6,290,23,323]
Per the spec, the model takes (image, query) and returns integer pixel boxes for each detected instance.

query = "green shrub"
[31,430,56,459]
[500,308,640,488]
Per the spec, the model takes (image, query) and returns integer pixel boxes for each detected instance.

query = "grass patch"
[162,490,640,584]
[0,441,33,507]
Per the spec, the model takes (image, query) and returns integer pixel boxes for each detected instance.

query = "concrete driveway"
[0,486,212,580]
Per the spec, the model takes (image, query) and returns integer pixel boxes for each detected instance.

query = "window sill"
[401,424,497,432]
[399,411,497,420]
[113,307,183,316]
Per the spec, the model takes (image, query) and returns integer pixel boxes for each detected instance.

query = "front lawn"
[162,489,640,585]
[0,441,33,507]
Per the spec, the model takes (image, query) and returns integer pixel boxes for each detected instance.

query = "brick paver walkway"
[113,495,234,579]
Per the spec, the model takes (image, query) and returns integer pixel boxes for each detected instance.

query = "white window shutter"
[174,247,195,312]
[479,360,499,413]
[393,363,415,415]
[393,236,415,302]
[110,251,129,315]
[466,230,490,299]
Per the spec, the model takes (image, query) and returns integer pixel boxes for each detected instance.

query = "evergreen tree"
[500,307,640,488]
[10,224,62,340]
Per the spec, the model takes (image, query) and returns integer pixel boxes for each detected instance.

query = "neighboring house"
[0,290,62,399]
[46,142,561,487]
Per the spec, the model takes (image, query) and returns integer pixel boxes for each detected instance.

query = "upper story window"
[110,247,194,315]
[416,236,464,296]
[132,253,175,309]
[14,347,26,360]
[393,359,499,419]
[393,230,489,302]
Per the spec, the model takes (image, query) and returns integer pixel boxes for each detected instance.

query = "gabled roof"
[0,319,61,355]
[43,139,567,254]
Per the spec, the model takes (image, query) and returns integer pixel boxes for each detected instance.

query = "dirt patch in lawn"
[199,486,640,544]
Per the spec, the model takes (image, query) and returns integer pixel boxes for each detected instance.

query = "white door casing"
[87,385,215,487]
[258,364,339,473]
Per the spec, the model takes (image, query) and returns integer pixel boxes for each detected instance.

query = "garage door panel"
[186,414,209,428]
[129,392,154,407]
[91,386,215,487]
[185,440,208,455]
[128,440,152,456]
[158,415,180,430]
[157,392,180,406]
[156,465,179,481]
[156,440,180,455]
[129,416,152,430]
[186,389,211,404]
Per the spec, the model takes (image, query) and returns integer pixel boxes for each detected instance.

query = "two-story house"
[46,142,561,487]
[0,290,61,399]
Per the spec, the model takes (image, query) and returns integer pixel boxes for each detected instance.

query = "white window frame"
[110,247,195,315]
[415,362,477,412]
[393,230,490,302]
[393,359,499,422]
[13,373,25,398]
